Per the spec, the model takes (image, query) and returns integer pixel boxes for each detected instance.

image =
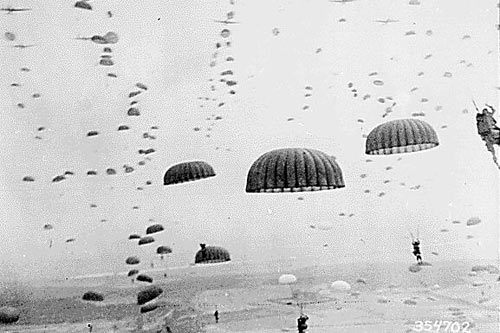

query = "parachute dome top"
[195,244,231,264]
[163,161,216,185]
[246,148,344,193]
[138,236,155,245]
[365,119,439,155]
[157,245,172,255]
[146,224,164,235]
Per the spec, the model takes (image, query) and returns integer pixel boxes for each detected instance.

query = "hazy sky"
[0,0,498,281]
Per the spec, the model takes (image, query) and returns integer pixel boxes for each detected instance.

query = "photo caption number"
[413,321,471,332]
[433,320,443,331]
[450,322,460,333]
[461,322,472,333]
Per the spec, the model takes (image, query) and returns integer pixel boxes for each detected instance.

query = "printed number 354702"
[413,320,471,332]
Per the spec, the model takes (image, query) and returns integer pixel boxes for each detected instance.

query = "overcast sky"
[0,0,498,281]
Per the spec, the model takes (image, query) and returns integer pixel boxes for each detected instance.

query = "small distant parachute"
[272,28,280,35]
[405,30,416,36]
[43,224,53,230]
[118,125,129,131]
[331,281,351,292]
[32,93,41,98]
[107,73,117,78]
[103,47,112,53]
[443,72,452,78]
[4,32,15,41]
[129,91,141,98]
[23,176,35,182]
[137,285,163,305]
[164,161,216,186]
[102,31,118,44]
[136,83,148,90]
[140,302,159,313]
[221,70,233,76]
[146,224,164,235]
[136,274,153,283]
[106,168,116,175]
[221,29,231,38]
[409,264,421,273]
[65,238,76,243]
[87,131,99,137]
[138,236,155,245]
[99,58,114,66]
[195,244,231,264]
[452,220,461,224]
[156,245,172,256]
[74,1,92,10]
[466,217,481,226]
[126,256,140,265]
[128,269,139,277]
[82,291,104,302]
[52,175,65,183]
[365,119,439,155]
[127,107,140,116]
[128,234,141,240]
[278,274,297,285]
[373,80,384,86]
[246,148,344,193]
[87,170,97,176]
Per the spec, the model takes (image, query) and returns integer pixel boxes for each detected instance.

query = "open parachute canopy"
[125,256,140,265]
[136,274,153,283]
[137,285,163,305]
[156,245,172,255]
[365,119,439,155]
[146,224,164,235]
[278,274,297,285]
[163,161,216,185]
[128,234,141,240]
[74,1,92,10]
[128,269,139,277]
[138,236,155,245]
[195,244,231,264]
[246,148,344,193]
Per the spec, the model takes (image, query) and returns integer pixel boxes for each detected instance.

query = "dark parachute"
[137,285,163,305]
[82,291,104,301]
[136,274,153,283]
[87,170,97,176]
[106,168,116,175]
[129,91,141,98]
[103,47,112,53]
[156,245,172,255]
[140,303,159,313]
[99,58,114,66]
[74,1,92,10]
[0,306,20,324]
[118,125,130,131]
[146,224,164,235]
[365,119,439,155]
[128,269,139,277]
[246,148,344,193]
[125,256,140,265]
[43,224,53,230]
[163,161,216,185]
[127,107,140,116]
[87,131,99,137]
[138,236,155,245]
[136,83,148,90]
[23,176,35,182]
[195,244,231,264]
[52,175,66,183]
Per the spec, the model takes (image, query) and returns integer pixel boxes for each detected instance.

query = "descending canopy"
[163,161,216,185]
[22,176,34,182]
[331,280,351,291]
[43,224,53,230]
[278,274,297,285]
[137,285,163,305]
[365,119,439,155]
[74,1,92,10]
[136,274,153,283]
[140,303,159,313]
[125,256,140,265]
[146,224,164,235]
[138,236,155,245]
[82,291,104,301]
[246,148,344,193]
[118,125,130,131]
[466,217,481,226]
[156,245,172,255]
[103,31,119,44]
[128,269,139,277]
[194,244,230,264]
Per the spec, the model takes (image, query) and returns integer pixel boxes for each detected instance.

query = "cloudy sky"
[0,0,498,281]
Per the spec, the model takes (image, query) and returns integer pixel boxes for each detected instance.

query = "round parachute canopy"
[163,161,216,186]
[140,303,159,313]
[43,224,53,230]
[103,31,119,44]
[82,291,104,302]
[194,244,230,264]
[125,256,140,265]
[136,82,148,90]
[138,236,155,245]
[99,58,114,66]
[87,131,99,137]
[221,29,231,38]
[365,119,439,155]
[128,269,139,277]
[127,107,140,116]
[118,125,130,131]
[74,1,92,10]
[136,274,153,283]
[331,280,351,292]
[137,285,163,305]
[87,170,97,176]
[466,217,481,226]
[23,176,35,182]
[4,32,16,41]
[103,47,112,53]
[106,168,116,175]
[246,148,345,193]
[156,245,172,255]
[146,224,164,235]
[0,306,20,324]
[278,274,297,285]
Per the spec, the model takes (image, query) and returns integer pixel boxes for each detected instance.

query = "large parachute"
[125,256,140,265]
[156,245,172,255]
[194,244,231,264]
[365,119,439,155]
[138,236,155,245]
[146,224,164,235]
[246,148,344,193]
[163,161,216,185]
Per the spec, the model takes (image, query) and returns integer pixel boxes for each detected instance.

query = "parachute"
[140,303,159,313]
[278,274,297,285]
[82,291,104,301]
[106,168,116,175]
[136,83,148,90]
[163,161,216,185]
[156,245,172,255]
[43,224,53,230]
[52,175,65,182]
[126,256,140,265]
[138,236,155,245]
[146,224,164,235]
[136,274,153,283]
[365,119,439,155]
[0,306,20,324]
[127,107,140,116]
[194,244,230,264]
[331,280,351,292]
[103,47,112,53]
[4,32,15,41]
[128,269,139,277]
[466,217,481,226]
[118,125,130,131]
[137,285,163,305]
[23,176,35,182]
[128,234,141,240]
[87,131,99,137]
[129,91,141,98]
[99,58,114,66]
[102,31,119,44]
[87,170,97,176]
[221,29,231,38]
[74,1,92,10]
[246,148,344,193]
